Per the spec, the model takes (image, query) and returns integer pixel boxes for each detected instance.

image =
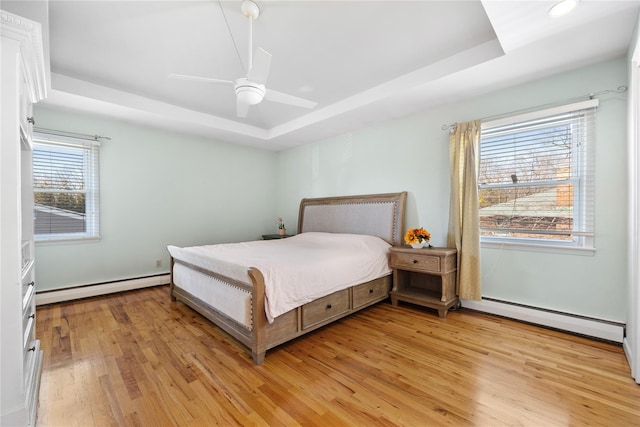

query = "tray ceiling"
[12,0,640,150]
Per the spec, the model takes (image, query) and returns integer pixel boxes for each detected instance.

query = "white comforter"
[167,232,391,322]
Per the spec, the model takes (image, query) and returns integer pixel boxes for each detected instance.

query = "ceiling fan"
[169,0,317,118]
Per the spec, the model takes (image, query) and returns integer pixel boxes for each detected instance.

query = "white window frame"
[33,132,101,242]
[479,99,597,253]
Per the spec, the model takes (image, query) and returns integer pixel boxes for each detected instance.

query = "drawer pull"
[412,259,418,264]
[27,116,35,125]
[369,289,374,294]
[28,281,35,287]
[29,314,35,319]
[326,304,332,309]
[28,346,36,352]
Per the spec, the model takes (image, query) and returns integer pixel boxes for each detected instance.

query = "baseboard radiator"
[461,298,625,343]
[35,274,171,306]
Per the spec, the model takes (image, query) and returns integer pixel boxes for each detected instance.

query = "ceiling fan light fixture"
[235,81,265,105]
[548,0,580,17]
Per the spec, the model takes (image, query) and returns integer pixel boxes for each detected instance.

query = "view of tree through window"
[479,103,595,247]
[33,144,87,234]
[33,135,100,240]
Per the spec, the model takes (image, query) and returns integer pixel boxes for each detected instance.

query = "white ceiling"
[26,1,640,150]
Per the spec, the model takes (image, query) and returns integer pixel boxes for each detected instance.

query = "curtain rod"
[34,126,111,142]
[441,85,628,132]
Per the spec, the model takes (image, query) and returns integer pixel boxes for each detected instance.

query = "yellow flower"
[404,227,431,245]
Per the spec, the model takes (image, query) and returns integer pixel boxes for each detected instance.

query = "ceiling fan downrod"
[241,0,260,72]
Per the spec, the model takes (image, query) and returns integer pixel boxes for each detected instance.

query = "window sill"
[36,236,101,245]
[481,240,595,256]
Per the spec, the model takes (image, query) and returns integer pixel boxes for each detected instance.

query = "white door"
[626,42,640,384]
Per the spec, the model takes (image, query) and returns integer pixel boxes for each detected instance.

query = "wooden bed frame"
[169,192,407,364]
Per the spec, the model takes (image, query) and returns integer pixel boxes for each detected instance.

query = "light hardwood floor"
[35,285,639,426]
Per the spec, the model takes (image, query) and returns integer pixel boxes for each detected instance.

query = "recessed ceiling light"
[548,0,580,17]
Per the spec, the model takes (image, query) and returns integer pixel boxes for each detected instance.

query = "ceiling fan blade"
[264,89,318,109]
[168,73,233,85]
[237,98,250,118]
[247,48,272,85]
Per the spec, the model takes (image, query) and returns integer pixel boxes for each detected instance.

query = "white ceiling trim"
[269,39,505,141]
[49,73,269,139]
[45,37,504,149]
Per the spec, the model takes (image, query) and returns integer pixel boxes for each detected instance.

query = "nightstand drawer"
[391,252,441,273]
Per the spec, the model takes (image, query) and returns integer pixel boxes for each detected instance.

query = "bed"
[167,192,407,365]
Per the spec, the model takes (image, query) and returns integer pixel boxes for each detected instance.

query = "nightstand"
[262,234,293,240]
[389,246,458,318]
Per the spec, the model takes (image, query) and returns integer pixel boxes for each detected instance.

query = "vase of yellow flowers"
[404,227,432,248]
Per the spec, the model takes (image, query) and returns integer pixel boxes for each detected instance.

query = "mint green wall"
[277,58,629,322]
[34,58,629,322]
[33,107,277,291]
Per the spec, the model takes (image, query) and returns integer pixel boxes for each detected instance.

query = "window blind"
[479,100,597,246]
[33,133,100,240]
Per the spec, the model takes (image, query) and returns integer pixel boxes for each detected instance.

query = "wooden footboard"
[170,257,268,364]
[170,256,391,365]
[248,267,267,364]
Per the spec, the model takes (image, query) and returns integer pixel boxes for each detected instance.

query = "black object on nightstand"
[262,234,293,240]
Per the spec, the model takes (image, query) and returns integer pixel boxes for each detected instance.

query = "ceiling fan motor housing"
[235,78,266,105]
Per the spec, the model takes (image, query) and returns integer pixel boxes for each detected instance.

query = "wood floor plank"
[36,285,640,426]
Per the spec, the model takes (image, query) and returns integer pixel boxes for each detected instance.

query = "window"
[478,100,597,250]
[33,132,100,241]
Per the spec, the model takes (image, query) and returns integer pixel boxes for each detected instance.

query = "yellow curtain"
[447,120,482,300]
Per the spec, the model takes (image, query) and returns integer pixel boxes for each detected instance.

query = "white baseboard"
[461,298,625,343]
[35,274,171,306]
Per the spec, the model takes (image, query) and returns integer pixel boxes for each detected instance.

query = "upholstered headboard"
[297,192,407,246]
